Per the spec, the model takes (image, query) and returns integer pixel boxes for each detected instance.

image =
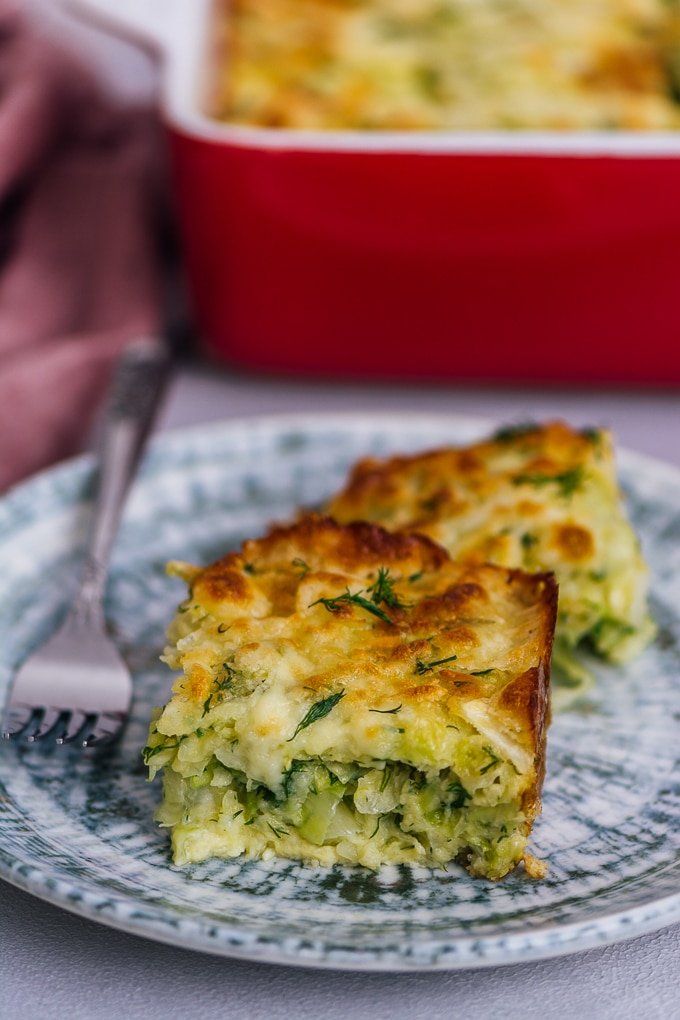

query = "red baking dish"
[72,0,680,384]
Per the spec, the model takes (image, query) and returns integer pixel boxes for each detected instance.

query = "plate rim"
[1,853,679,971]
[1,409,679,971]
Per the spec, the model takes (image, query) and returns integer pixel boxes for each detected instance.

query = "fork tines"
[2,705,124,747]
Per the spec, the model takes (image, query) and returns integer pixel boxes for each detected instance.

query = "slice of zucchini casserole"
[145,516,557,879]
[327,422,654,684]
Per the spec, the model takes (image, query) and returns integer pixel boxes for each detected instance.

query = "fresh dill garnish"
[589,569,607,582]
[281,760,306,798]
[141,738,181,764]
[267,822,289,839]
[480,748,500,774]
[368,704,402,715]
[369,817,381,839]
[287,689,346,741]
[420,494,442,514]
[415,653,458,675]
[217,622,231,633]
[310,589,394,626]
[521,532,538,550]
[580,426,601,444]
[367,567,408,609]
[471,668,494,676]
[512,466,584,498]
[588,617,636,644]
[243,562,256,575]
[414,64,443,100]
[202,663,237,716]
[492,422,539,443]
[408,571,423,583]
[379,766,391,793]
[244,817,256,826]
[395,727,405,734]
[446,780,470,808]
[292,557,311,577]
[232,809,243,819]
[177,601,193,614]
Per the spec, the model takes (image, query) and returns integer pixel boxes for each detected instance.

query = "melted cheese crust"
[148,516,556,878]
[327,422,654,665]
[212,0,680,130]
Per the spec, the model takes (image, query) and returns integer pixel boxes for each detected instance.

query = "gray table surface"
[2,366,679,1019]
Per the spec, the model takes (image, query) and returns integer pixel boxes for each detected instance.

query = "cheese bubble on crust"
[145,515,556,880]
[327,421,655,685]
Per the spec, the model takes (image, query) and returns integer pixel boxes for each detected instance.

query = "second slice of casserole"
[327,422,654,680]
[145,516,556,880]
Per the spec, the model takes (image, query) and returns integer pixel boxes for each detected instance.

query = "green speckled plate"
[0,413,678,970]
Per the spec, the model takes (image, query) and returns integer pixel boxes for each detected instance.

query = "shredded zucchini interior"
[146,725,528,880]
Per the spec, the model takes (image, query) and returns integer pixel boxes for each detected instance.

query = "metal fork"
[1,338,169,747]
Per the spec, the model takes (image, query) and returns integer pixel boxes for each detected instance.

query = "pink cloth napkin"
[0,1,164,490]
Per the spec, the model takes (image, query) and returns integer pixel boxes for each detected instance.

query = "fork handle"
[75,339,170,615]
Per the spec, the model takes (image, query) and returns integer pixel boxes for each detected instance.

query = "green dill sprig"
[369,817,381,839]
[202,663,237,717]
[367,567,409,609]
[446,779,470,809]
[287,689,346,742]
[492,422,539,443]
[521,532,538,550]
[267,822,289,839]
[415,653,458,675]
[470,668,494,676]
[310,589,394,626]
[512,466,584,498]
[580,426,601,444]
[368,704,402,715]
[480,747,501,775]
[281,760,306,798]
[141,734,187,765]
[292,557,311,577]
[379,766,392,793]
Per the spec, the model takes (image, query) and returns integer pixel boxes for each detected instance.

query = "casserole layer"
[145,516,556,879]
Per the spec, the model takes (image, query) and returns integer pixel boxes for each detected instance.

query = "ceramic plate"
[0,414,678,971]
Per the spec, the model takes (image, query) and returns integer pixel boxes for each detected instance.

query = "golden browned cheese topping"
[211,0,680,130]
[165,515,556,764]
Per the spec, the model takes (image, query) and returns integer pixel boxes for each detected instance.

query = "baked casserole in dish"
[212,0,680,130]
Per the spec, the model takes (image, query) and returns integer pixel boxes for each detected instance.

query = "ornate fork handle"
[75,339,170,616]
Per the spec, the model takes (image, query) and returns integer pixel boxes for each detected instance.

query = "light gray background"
[1,366,679,1019]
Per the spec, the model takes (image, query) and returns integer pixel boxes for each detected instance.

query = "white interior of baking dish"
[68,0,680,155]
